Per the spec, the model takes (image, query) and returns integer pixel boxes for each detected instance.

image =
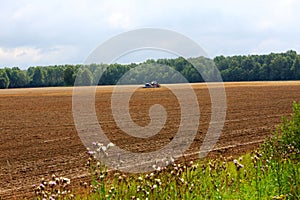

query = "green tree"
[15,70,29,87]
[31,67,45,87]
[248,62,261,81]
[0,70,10,89]
[214,55,229,71]
[291,56,300,79]
[63,65,76,86]
[5,67,29,88]
[76,68,93,86]
[269,56,286,80]
[241,57,255,81]
[44,66,64,86]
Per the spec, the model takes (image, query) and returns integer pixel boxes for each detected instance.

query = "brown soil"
[1,81,300,199]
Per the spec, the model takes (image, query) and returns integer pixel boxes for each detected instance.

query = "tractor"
[143,81,160,88]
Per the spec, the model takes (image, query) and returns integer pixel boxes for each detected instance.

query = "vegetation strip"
[32,102,300,200]
[1,50,300,89]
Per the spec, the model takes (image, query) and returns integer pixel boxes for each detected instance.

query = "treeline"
[0,50,300,89]
[214,50,300,81]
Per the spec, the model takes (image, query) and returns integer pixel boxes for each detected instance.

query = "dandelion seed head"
[107,142,115,149]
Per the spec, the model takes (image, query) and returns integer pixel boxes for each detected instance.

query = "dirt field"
[1,81,300,199]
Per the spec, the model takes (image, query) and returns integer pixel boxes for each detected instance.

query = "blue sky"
[1,0,300,69]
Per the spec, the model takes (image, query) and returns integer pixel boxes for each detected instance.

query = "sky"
[1,0,300,69]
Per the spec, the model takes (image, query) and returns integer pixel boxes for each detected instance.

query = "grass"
[32,102,300,200]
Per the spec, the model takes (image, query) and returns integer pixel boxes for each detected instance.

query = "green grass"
[33,102,300,200]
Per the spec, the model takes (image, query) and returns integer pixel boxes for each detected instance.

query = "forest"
[0,50,300,89]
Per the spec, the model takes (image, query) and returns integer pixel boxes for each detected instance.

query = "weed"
[32,102,300,200]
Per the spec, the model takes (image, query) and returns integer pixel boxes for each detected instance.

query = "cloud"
[0,0,300,68]
[108,13,133,29]
[251,37,300,55]
[254,0,297,32]
[0,45,80,68]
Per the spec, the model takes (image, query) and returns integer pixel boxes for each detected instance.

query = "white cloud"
[108,13,133,29]
[0,0,300,68]
[251,38,300,55]
[254,0,296,32]
[0,45,80,68]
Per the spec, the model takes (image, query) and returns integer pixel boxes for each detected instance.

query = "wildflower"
[179,178,185,184]
[233,159,244,170]
[189,183,194,192]
[87,150,96,155]
[155,178,161,185]
[238,163,244,169]
[192,164,198,171]
[110,186,115,192]
[62,177,71,185]
[99,146,107,153]
[96,142,103,147]
[137,185,142,192]
[99,174,105,179]
[154,178,161,183]
[97,161,101,167]
[39,183,45,190]
[151,184,157,190]
[107,142,115,149]
[48,181,56,188]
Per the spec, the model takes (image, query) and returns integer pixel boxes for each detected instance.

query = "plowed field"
[1,81,300,199]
